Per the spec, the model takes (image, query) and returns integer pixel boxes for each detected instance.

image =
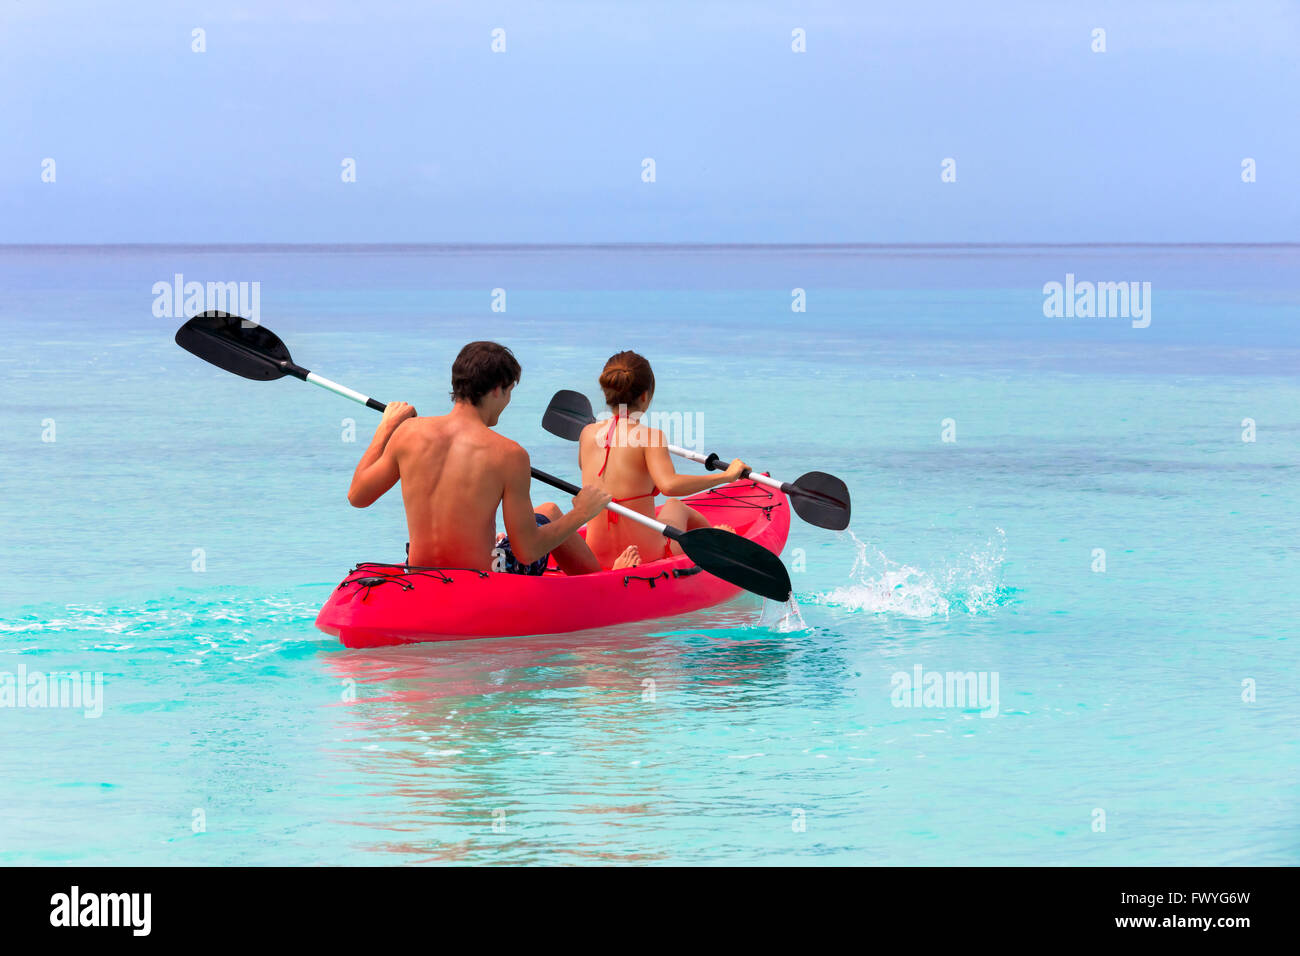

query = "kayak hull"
[316,479,790,647]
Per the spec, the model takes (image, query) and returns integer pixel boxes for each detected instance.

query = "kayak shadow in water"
[321,600,798,707]
[313,605,855,864]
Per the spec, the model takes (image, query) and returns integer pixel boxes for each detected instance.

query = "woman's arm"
[645,437,747,498]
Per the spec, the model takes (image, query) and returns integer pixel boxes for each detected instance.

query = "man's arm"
[501,446,610,564]
[347,402,415,507]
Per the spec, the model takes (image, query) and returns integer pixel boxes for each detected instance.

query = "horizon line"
[1,241,1298,252]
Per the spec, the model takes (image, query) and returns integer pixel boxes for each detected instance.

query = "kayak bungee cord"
[312,477,790,646]
[334,564,488,604]
[687,481,783,519]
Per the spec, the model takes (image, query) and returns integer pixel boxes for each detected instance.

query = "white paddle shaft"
[306,371,372,406]
[666,443,783,492]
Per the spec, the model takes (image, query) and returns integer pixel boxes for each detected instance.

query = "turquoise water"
[1,244,1297,864]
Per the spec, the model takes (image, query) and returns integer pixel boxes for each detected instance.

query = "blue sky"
[2,0,1296,243]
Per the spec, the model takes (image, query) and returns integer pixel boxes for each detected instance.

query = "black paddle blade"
[789,471,852,531]
[542,389,595,441]
[677,527,793,603]
[174,311,296,381]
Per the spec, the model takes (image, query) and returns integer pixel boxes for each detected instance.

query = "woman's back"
[580,416,669,566]
[581,349,747,568]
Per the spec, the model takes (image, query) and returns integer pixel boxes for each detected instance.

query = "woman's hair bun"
[599,364,633,389]
[599,351,655,409]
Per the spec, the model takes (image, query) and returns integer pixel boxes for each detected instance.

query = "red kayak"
[316,479,791,647]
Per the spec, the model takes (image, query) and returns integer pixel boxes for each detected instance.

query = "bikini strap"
[597,412,621,478]
[598,414,657,524]
[605,487,658,525]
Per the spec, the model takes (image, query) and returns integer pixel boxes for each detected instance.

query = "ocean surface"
[1,244,1297,865]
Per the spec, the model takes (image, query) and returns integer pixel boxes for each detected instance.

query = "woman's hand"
[721,458,750,481]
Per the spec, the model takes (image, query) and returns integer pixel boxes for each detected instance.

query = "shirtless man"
[346,341,641,574]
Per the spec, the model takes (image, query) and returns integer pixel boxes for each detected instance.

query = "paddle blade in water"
[174,311,296,381]
[542,389,596,441]
[678,527,793,602]
[789,471,852,531]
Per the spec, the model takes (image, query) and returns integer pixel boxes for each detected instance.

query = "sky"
[2,0,1297,243]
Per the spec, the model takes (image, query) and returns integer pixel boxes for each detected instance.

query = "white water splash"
[811,529,1007,619]
[758,594,808,632]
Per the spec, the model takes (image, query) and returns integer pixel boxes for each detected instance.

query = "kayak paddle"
[543,388,851,531]
[174,311,793,603]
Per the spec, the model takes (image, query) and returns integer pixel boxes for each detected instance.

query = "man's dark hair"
[451,341,521,406]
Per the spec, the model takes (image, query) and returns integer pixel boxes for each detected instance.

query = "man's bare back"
[345,345,637,574]
[386,407,518,569]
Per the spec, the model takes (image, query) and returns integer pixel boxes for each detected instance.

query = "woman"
[579,351,748,569]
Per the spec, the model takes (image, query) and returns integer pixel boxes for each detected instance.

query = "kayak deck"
[316,479,791,647]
